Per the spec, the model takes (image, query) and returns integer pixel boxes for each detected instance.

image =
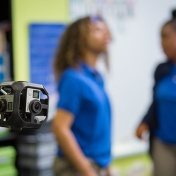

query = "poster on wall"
[69,0,176,158]
[29,24,66,120]
[69,0,136,32]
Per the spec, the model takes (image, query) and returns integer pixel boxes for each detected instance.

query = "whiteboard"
[69,0,176,157]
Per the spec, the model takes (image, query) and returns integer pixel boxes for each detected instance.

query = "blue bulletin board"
[29,24,66,119]
[29,24,66,89]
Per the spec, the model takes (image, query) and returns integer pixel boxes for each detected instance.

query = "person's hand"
[82,169,98,176]
[105,167,112,176]
[136,123,149,140]
[79,161,98,176]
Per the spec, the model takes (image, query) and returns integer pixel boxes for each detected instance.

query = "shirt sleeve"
[57,76,81,116]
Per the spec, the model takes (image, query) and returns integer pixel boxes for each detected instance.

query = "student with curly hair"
[52,16,112,176]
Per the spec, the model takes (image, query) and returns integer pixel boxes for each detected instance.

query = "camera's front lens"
[29,100,42,114]
[34,103,41,111]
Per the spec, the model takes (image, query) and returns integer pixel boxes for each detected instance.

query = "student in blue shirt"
[52,16,112,176]
[136,9,176,176]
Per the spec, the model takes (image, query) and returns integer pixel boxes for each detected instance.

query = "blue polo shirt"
[56,63,111,167]
[156,63,176,144]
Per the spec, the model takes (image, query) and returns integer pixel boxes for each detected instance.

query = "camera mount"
[0,81,49,130]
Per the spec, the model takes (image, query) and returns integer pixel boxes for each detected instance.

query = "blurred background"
[0,0,176,176]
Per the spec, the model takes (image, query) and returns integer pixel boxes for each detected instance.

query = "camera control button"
[28,90,32,96]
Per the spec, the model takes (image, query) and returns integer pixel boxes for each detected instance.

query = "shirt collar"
[80,62,96,75]
[79,62,104,86]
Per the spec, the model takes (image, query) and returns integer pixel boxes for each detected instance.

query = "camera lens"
[29,100,42,114]
[34,103,40,110]
[0,99,6,112]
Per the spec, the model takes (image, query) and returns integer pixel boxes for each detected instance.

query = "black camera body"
[0,81,49,130]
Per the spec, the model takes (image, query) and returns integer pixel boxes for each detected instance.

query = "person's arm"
[136,63,164,140]
[52,109,98,176]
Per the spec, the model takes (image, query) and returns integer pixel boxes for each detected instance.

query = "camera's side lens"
[0,99,7,112]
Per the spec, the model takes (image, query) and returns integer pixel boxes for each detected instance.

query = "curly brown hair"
[53,16,109,80]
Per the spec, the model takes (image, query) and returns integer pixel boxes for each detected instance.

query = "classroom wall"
[11,0,176,159]
[11,0,69,81]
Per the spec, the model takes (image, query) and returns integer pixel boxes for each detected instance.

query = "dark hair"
[172,9,176,19]
[163,9,176,31]
[53,16,109,80]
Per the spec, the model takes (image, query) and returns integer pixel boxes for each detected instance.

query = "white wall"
[69,0,176,157]
[107,1,176,157]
